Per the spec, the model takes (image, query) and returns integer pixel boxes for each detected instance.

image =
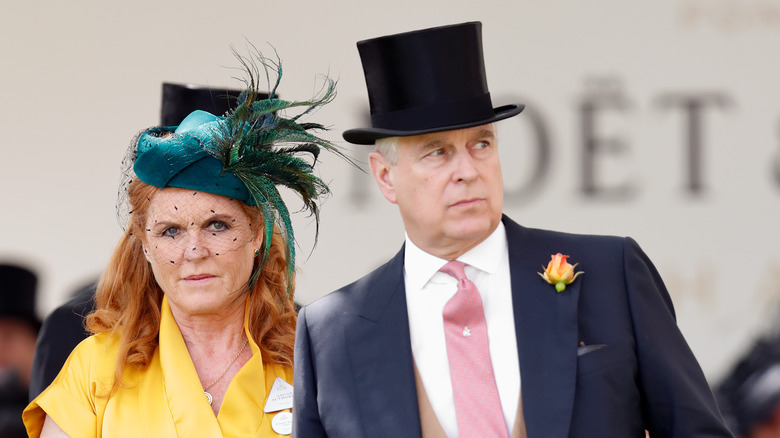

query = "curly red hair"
[87,178,296,393]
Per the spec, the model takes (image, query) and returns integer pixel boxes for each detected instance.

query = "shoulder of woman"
[61,332,123,383]
[72,331,121,358]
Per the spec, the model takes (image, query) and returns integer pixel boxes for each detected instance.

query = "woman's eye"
[209,221,229,231]
[428,148,445,157]
[162,226,179,238]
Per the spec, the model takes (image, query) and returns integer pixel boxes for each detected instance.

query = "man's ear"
[369,151,397,204]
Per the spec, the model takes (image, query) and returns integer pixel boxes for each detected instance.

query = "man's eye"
[474,141,490,149]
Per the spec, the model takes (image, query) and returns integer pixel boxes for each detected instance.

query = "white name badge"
[271,411,293,435]
[264,377,294,413]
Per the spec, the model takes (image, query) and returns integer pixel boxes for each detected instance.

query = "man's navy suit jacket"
[293,216,732,437]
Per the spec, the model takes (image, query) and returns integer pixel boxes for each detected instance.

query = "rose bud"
[539,253,584,292]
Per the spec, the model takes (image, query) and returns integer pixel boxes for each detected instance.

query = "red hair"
[87,179,296,393]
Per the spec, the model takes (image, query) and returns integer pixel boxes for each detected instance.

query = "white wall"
[2,0,779,381]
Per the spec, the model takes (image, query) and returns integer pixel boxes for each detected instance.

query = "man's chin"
[445,217,499,244]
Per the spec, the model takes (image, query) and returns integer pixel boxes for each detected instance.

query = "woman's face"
[143,187,261,317]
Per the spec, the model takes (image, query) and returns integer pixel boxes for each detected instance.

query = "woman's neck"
[169,297,247,351]
[169,296,251,416]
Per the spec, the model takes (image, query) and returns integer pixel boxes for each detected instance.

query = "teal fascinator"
[118,48,347,291]
[134,110,256,205]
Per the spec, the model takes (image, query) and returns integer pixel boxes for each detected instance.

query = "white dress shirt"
[404,222,520,437]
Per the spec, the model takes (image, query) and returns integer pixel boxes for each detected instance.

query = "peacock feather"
[206,46,350,295]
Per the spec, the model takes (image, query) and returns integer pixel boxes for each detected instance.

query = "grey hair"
[374,136,399,165]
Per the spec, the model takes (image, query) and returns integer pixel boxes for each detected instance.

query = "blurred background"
[1,0,778,416]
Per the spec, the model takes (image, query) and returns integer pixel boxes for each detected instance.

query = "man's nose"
[452,150,479,182]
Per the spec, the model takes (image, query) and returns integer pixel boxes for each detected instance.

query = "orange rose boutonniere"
[539,253,584,292]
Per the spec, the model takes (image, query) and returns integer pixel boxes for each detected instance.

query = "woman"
[23,50,343,437]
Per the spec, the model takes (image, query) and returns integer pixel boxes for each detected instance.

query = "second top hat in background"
[0,264,40,331]
[161,83,270,126]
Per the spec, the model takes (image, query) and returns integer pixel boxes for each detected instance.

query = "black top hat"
[343,21,524,145]
[0,264,40,330]
[160,83,256,126]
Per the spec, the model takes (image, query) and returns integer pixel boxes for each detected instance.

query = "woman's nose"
[183,232,210,261]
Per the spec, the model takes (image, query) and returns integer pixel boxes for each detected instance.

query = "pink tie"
[440,260,509,438]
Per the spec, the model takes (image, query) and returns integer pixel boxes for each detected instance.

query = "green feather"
[202,46,355,299]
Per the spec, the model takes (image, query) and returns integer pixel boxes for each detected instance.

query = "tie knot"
[440,260,468,282]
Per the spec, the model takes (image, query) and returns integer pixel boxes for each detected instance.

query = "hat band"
[370,93,495,132]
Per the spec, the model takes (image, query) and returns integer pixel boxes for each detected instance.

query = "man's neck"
[407,221,502,261]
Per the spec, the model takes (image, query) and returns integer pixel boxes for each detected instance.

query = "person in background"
[28,281,94,400]
[28,83,244,400]
[0,263,40,438]
[293,21,732,437]
[716,332,780,437]
[24,49,345,437]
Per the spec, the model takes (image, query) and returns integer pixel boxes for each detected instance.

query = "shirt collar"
[404,221,507,290]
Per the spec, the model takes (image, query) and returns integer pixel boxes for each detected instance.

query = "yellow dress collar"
[157,295,288,437]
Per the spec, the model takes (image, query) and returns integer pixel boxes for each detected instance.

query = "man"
[28,281,95,399]
[293,22,732,437]
[716,332,780,437]
[0,263,40,438]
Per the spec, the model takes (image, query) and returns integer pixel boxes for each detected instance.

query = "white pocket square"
[577,344,607,356]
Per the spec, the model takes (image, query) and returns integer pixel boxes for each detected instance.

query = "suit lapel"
[340,219,581,438]
[504,217,579,438]
[345,247,423,438]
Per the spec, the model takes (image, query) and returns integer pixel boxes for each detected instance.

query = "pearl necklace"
[203,338,248,405]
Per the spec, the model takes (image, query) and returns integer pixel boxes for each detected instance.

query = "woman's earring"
[254,249,260,257]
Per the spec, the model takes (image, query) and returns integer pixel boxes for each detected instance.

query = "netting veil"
[116,47,350,294]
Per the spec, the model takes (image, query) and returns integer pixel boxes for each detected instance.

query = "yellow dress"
[23,296,293,437]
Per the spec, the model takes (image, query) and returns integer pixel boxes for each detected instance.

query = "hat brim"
[342,104,524,145]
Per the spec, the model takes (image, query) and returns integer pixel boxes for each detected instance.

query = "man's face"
[0,318,37,388]
[369,124,504,260]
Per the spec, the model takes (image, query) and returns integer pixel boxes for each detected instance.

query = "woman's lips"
[183,274,215,282]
